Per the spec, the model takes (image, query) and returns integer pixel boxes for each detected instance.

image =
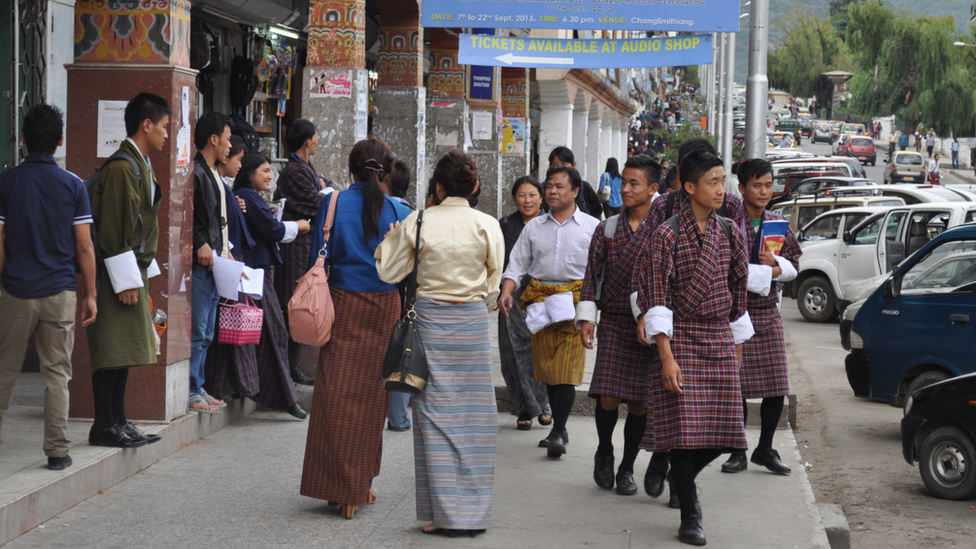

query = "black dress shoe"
[721,451,748,473]
[538,428,569,448]
[120,422,161,445]
[47,455,73,471]
[287,403,308,420]
[751,448,792,475]
[644,465,668,498]
[593,454,615,489]
[291,366,314,386]
[678,514,707,546]
[546,434,567,458]
[615,469,638,495]
[89,425,147,448]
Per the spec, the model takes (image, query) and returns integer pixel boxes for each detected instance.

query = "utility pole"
[744,0,769,160]
[708,32,718,137]
[717,33,726,148]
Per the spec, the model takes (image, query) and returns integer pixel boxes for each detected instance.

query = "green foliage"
[768,12,851,101]
[829,0,858,39]
[682,66,700,87]
[656,124,717,165]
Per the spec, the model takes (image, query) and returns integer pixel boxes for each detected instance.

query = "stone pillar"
[372,1,426,208]
[303,0,368,185]
[425,30,467,200]
[611,114,623,165]
[586,101,604,184]
[571,91,589,180]
[500,67,530,218]
[600,114,613,172]
[67,0,195,421]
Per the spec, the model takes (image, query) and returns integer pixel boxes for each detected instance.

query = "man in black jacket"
[189,112,232,414]
[546,147,603,220]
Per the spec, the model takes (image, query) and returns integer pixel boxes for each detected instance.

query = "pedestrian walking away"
[499,165,601,459]
[300,139,411,519]
[0,104,97,471]
[498,176,552,431]
[632,150,754,546]
[720,159,801,477]
[950,138,960,170]
[85,93,169,448]
[576,154,663,497]
[376,149,505,538]
[898,132,908,151]
[273,119,326,387]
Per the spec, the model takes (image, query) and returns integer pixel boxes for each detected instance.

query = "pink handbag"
[217,297,263,346]
[288,191,340,347]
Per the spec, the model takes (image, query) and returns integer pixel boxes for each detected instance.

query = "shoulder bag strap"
[320,191,341,254]
[403,211,424,313]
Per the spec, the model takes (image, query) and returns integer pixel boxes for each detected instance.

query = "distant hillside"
[731,0,973,85]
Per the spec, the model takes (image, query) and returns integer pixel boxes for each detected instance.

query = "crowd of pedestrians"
[0,92,801,546]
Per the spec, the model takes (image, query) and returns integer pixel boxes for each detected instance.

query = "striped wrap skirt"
[740,307,791,399]
[300,287,399,506]
[588,312,653,403]
[531,320,587,386]
[641,319,747,452]
[413,298,497,529]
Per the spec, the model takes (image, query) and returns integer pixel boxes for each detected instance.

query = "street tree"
[769,12,851,106]
[846,2,974,136]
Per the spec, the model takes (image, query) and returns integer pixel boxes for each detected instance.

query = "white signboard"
[97,100,129,158]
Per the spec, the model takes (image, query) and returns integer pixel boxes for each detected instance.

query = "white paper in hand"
[275,198,286,222]
[211,251,245,300]
[238,266,265,300]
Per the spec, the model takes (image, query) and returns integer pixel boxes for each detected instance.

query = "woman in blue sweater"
[232,153,311,419]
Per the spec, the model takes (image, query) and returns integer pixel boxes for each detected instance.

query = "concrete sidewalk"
[4,409,828,549]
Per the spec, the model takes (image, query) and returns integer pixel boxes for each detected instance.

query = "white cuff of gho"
[774,254,798,282]
[730,312,755,345]
[644,306,673,341]
[630,291,642,321]
[575,300,598,330]
[104,250,144,294]
[747,264,773,296]
[281,221,300,244]
[525,302,551,335]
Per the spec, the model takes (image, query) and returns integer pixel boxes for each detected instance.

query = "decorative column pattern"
[74,0,191,66]
[500,67,530,217]
[307,0,365,68]
[376,26,422,86]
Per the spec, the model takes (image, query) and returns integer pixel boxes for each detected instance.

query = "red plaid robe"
[738,210,801,399]
[636,205,750,451]
[647,191,747,234]
[580,210,656,402]
[273,156,326,312]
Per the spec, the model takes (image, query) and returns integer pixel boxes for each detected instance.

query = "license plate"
[858,156,867,160]
[902,176,913,180]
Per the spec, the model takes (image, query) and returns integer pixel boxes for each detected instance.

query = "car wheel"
[919,426,976,500]
[797,276,838,322]
[906,371,950,404]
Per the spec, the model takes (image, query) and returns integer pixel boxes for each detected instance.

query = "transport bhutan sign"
[458,34,712,69]
[424,0,739,32]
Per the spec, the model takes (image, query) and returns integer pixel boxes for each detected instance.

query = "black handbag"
[381,211,429,393]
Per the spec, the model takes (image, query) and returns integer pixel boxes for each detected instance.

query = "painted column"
[372,1,425,207]
[500,67,530,218]
[67,0,195,421]
[304,0,368,186]
[586,102,603,185]
[425,30,467,198]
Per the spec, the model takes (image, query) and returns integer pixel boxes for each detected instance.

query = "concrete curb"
[0,399,256,546]
[817,503,852,549]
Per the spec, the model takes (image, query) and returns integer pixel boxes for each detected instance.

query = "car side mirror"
[843,231,855,245]
[884,277,901,298]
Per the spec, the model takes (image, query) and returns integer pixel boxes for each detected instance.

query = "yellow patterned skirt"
[522,279,586,386]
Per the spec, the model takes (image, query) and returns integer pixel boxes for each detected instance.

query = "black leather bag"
[381,212,429,393]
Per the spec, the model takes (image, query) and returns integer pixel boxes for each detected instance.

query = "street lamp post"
[744,0,769,160]
[709,32,718,137]
[724,31,736,181]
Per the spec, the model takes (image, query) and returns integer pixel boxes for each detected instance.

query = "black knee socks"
[92,368,130,431]
[594,402,618,456]
[758,396,785,452]
[112,368,129,427]
[547,384,576,435]
[620,412,646,473]
[671,448,723,520]
[648,450,670,474]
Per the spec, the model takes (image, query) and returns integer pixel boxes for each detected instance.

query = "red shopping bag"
[217,296,263,345]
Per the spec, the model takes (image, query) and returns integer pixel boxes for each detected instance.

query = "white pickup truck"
[788,202,976,322]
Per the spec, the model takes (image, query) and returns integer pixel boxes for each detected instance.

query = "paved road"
[798,137,971,187]
[782,296,976,548]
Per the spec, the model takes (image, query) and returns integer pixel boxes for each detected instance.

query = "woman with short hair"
[375,149,505,537]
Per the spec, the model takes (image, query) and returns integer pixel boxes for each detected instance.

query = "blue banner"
[458,34,713,69]
[424,0,739,33]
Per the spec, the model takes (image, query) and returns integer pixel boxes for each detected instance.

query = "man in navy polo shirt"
[0,104,97,471]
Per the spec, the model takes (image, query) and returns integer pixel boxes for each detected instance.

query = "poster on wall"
[96,100,129,158]
[310,69,352,98]
[472,111,493,140]
[502,118,526,156]
[176,127,191,167]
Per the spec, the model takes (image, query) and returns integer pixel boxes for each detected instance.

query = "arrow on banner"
[494,53,574,66]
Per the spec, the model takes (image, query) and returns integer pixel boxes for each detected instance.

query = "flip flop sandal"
[188,398,221,415]
[517,413,533,431]
[204,395,227,408]
[538,414,553,426]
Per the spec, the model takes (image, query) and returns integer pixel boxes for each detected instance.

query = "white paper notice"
[238,266,265,300]
[472,111,492,140]
[274,198,286,222]
[211,251,245,301]
[97,100,129,158]
[176,126,191,167]
[181,86,190,126]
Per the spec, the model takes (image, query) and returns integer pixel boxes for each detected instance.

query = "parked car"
[884,151,926,184]
[791,202,976,322]
[771,159,853,178]
[775,119,802,144]
[845,223,976,410]
[785,176,874,198]
[884,184,976,204]
[847,136,877,166]
[732,126,745,145]
[902,373,976,500]
[766,149,814,161]
[770,189,902,234]
[813,124,835,144]
[768,171,850,205]
[799,119,815,138]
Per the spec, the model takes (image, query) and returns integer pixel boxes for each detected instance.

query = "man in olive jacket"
[86,92,169,448]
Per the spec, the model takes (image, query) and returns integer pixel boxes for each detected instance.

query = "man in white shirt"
[499,166,600,458]
[928,154,941,184]
[950,138,960,169]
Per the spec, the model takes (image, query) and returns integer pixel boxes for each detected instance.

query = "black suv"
[775,119,802,145]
